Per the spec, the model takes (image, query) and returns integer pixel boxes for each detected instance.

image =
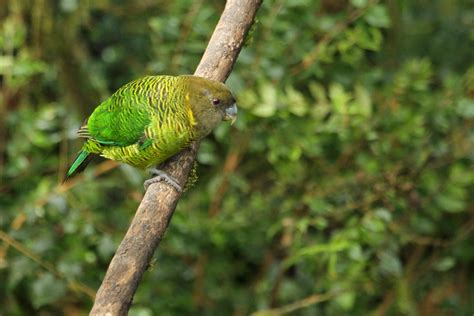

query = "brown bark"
[90,1,262,315]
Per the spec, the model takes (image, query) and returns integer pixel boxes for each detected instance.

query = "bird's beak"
[224,103,238,125]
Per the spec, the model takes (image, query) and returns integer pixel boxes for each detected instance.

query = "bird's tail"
[64,150,93,182]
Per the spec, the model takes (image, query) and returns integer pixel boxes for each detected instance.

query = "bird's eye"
[212,98,220,106]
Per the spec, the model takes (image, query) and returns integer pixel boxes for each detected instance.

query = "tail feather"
[64,150,94,182]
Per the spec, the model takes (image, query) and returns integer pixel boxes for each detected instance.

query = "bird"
[64,75,237,192]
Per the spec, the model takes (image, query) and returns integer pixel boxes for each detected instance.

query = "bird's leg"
[144,168,182,192]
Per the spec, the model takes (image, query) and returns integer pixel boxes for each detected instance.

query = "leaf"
[252,83,277,117]
[335,291,356,310]
[351,0,367,8]
[0,56,14,73]
[129,307,154,316]
[197,139,218,165]
[354,25,383,51]
[285,240,351,267]
[365,4,390,28]
[378,250,402,277]
[285,85,308,116]
[350,84,372,117]
[434,257,456,272]
[329,83,351,114]
[456,98,474,118]
[31,273,67,308]
[436,189,467,213]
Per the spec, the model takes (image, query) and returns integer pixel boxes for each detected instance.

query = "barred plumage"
[65,75,237,180]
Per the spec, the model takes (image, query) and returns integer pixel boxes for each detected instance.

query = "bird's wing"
[81,77,163,147]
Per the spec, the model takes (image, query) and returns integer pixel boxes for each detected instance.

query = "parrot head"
[181,75,238,137]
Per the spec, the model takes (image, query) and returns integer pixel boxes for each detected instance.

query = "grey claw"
[144,169,182,192]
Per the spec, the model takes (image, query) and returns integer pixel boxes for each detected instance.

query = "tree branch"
[90,1,262,314]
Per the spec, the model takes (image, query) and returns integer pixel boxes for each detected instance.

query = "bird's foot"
[144,168,182,192]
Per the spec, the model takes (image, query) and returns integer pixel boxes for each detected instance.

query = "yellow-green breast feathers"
[65,75,237,180]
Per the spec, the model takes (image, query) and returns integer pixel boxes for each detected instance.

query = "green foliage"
[1,0,473,315]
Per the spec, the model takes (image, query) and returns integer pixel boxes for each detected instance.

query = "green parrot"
[65,75,237,191]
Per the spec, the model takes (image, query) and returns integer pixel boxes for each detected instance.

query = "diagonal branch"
[90,1,262,315]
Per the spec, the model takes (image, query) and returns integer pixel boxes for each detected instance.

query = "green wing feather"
[74,76,195,170]
[85,78,157,147]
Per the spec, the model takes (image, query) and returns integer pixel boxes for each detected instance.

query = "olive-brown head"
[180,75,237,138]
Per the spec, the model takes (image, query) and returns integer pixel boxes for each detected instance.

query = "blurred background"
[1,0,473,315]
